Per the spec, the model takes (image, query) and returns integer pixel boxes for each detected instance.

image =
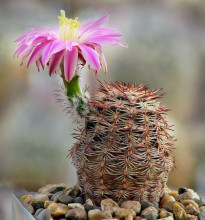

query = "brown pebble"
[115,208,136,220]
[44,200,54,208]
[20,194,32,202]
[121,200,141,215]
[200,206,205,211]
[101,198,119,213]
[31,193,49,206]
[160,195,175,207]
[47,202,69,217]
[173,202,197,220]
[168,191,179,198]
[159,208,170,218]
[185,204,199,216]
[67,203,85,210]
[180,199,199,211]
[88,209,107,220]
[175,191,193,202]
[65,208,87,220]
[160,217,174,220]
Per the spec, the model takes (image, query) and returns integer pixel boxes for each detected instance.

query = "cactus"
[70,81,175,205]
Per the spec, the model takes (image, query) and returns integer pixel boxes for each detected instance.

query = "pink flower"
[14,10,127,82]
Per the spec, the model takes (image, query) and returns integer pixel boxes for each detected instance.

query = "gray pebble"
[50,191,64,202]
[59,194,74,204]
[74,197,84,204]
[38,183,66,194]
[199,209,205,220]
[23,204,34,214]
[66,184,80,197]
[83,204,94,213]
[35,209,51,220]
[34,208,44,217]
[141,201,154,211]
[141,206,158,220]
[94,206,102,211]
[152,201,159,209]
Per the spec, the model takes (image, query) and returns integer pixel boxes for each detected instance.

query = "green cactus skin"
[70,82,175,205]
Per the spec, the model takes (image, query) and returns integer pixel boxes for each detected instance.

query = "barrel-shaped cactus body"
[70,82,175,205]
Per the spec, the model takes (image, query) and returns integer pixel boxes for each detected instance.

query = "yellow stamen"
[58,10,81,41]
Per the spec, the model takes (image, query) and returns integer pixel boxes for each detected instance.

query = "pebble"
[23,204,34,214]
[173,202,197,220]
[185,204,199,215]
[88,209,105,220]
[115,207,136,220]
[66,184,80,197]
[31,193,49,209]
[47,202,69,217]
[160,217,174,220]
[180,199,199,212]
[74,197,84,204]
[141,206,158,220]
[65,208,87,220]
[160,195,175,207]
[68,203,85,210]
[194,197,205,207]
[168,191,179,199]
[200,206,205,211]
[35,208,51,220]
[199,209,205,220]
[59,194,74,204]
[152,201,159,209]
[34,208,44,217]
[121,200,141,215]
[83,204,94,213]
[176,189,200,202]
[50,191,65,202]
[161,201,176,212]
[101,198,119,213]
[38,183,67,194]
[86,199,94,206]
[140,201,154,211]
[20,194,32,203]
[44,200,53,208]
[178,188,188,194]
[159,208,171,218]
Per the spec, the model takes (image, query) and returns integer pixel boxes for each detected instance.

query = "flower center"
[58,10,81,41]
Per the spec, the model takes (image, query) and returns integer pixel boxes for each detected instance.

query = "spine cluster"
[70,82,175,205]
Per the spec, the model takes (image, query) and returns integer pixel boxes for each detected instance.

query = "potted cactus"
[15,10,204,220]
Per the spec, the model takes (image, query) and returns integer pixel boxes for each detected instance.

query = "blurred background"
[0,0,205,218]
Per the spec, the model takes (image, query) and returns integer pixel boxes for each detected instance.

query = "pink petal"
[94,46,108,74]
[78,45,100,71]
[49,40,66,55]
[49,50,65,76]
[79,14,109,37]
[14,44,27,57]
[65,41,79,51]
[39,56,44,69]
[64,47,78,82]
[27,41,51,67]
[42,42,53,65]
[84,36,127,47]
[36,60,40,71]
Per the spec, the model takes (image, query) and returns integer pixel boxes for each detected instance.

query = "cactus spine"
[70,82,175,205]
